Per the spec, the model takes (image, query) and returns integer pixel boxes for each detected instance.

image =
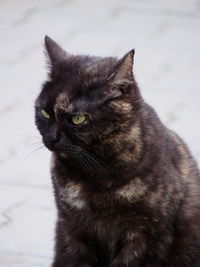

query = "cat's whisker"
[83,150,107,170]
[79,152,105,181]
[25,145,45,157]
[80,152,100,179]
[72,153,87,176]
[20,144,46,166]
[87,151,108,169]
[82,157,102,179]
[81,155,99,179]
[23,142,44,154]
[28,140,43,145]
[25,143,44,152]
[19,135,42,146]
[74,152,95,178]
[64,147,79,154]
[82,151,108,178]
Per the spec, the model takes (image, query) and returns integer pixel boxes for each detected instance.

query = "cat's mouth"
[43,138,82,154]
[43,140,56,152]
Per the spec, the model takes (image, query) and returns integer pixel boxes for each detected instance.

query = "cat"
[35,36,200,267]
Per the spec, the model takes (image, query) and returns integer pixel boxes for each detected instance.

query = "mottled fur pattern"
[35,36,200,267]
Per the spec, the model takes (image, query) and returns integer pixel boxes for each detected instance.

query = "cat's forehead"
[54,92,70,112]
[82,56,117,75]
[53,91,92,114]
[53,92,82,115]
[70,55,118,86]
[52,56,118,113]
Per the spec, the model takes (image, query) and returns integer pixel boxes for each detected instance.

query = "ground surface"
[1,0,200,266]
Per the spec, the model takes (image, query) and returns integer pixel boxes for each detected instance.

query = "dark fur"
[35,36,200,267]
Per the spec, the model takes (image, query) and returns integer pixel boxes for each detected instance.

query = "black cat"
[35,36,200,267]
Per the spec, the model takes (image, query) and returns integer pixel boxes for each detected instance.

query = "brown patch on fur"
[147,179,184,217]
[110,230,146,265]
[170,131,190,180]
[117,125,142,163]
[147,185,162,207]
[147,184,169,216]
[116,177,147,202]
[60,182,86,209]
[102,124,142,166]
[109,100,132,113]
[54,92,70,114]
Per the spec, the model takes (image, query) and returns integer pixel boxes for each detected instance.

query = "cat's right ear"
[44,36,67,66]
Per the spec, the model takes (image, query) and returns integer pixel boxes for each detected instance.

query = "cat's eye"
[41,109,50,119]
[71,115,86,125]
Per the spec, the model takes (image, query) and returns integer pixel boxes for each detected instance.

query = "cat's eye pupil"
[41,109,50,119]
[71,115,86,125]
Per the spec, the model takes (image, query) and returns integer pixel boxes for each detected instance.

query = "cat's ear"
[110,49,135,85]
[95,50,135,104]
[44,35,67,65]
[98,50,135,101]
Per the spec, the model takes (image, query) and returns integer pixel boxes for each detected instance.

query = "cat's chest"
[58,181,117,214]
[58,178,148,215]
[59,181,86,210]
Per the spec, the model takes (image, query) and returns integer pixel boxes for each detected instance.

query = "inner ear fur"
[110,49,135,83]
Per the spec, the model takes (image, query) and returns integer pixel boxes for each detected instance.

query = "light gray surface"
[1,0,200,266]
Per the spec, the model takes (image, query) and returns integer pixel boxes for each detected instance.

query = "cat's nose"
[46,127,60,145]
[45,134,60,151]
[47,134,59,144]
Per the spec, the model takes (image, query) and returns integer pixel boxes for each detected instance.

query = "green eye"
[71,115,86,125]
[41,109,50,119]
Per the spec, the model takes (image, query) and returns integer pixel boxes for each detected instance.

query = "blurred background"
[1,0,200,266]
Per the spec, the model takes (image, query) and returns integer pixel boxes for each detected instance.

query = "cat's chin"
[57,152,69,159]
[45,143,82,156]
[43,143,57,152]
[43,138,82,154]
[50,149,76,160]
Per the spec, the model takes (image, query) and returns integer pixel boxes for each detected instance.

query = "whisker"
[80,154,98,178]
[83,150,108,170]
[82,151,108,177]
[82,155,101,177]
[24,145,45,157]
[23,142,44,154]
[78,152,106,181]
[86,150,107,167]
[20,145,46,167]
[74,152,94,178]
[27,140,43,146]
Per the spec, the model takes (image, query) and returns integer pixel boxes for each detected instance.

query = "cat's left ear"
[96,50,135,103]
[103,49,135,99]
[110,49,135,85]
[44,35,68,66]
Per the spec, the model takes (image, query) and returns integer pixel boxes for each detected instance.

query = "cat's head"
[35,36,142,159]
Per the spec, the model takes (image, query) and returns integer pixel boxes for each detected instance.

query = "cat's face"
[35,36,141,158]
